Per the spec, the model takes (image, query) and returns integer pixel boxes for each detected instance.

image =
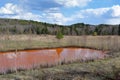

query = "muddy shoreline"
[0,46,108,53]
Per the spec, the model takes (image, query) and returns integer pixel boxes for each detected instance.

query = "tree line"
[0,18,120,35]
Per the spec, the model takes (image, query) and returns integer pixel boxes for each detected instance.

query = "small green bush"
[56,31,64,39]
[93,32,97,36]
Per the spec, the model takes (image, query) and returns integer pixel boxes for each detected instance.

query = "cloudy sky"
[0,0,120,25]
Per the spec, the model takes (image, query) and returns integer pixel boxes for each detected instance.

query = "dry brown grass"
[0,35,120,80]
[0,35,120,51]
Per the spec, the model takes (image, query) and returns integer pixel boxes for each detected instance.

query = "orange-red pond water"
[0,48,107,73]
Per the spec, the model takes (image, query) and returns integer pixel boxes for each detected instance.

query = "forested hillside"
[0,18,120,35]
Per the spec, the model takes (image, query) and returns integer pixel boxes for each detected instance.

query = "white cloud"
[54,0,92,7]
[42,12,70,25]
[111,5,120,17]
[69,5,120,24]
[0,2,120,25]
[106,18,120,24]
[81,8,110,16]
[105,5,120,24]
[0,3,22,14]
[79,5,120,18]
[11,13,41,21]
[44,7,60,13]
[42,7,74,25]
[0,3,41,22]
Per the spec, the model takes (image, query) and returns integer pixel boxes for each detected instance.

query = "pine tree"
[56,31,64,39]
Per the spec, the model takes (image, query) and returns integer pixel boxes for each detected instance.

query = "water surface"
[0,48,107,73]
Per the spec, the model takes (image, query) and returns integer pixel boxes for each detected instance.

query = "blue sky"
[0,0,120,25]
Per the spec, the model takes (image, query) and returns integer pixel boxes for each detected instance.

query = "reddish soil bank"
[0,48,107,74]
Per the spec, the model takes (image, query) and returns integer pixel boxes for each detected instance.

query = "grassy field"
[0,35,120,80]
[0,35,120,51]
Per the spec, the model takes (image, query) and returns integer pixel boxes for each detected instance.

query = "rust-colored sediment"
[56,48,63,57]
[0,48,107,73]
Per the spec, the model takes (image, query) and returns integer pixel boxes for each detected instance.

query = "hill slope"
[0,18,120,35]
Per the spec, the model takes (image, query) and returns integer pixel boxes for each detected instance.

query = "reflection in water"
[0,48,107,73]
